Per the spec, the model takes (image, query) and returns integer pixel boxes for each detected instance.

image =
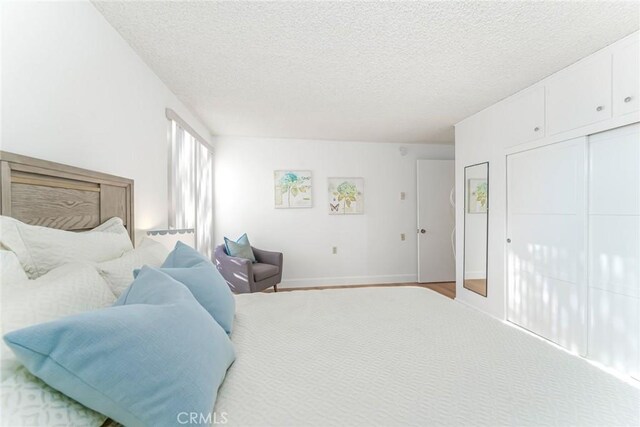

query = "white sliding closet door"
[507,138,587,355]
[587,123,639,379]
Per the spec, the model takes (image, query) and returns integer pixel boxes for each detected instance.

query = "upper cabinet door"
[613,35,640,117]
[499,86,545,148]
[546,52,612,136]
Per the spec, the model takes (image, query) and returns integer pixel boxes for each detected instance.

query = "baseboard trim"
[454,295,502,321]
[464,271,485,280]
[280,274,417,289]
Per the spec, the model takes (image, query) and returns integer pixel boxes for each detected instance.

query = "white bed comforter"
[215,287,639,426]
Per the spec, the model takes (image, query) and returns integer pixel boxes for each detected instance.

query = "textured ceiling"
[93,1,639,144]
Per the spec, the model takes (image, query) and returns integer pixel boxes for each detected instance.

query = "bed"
[1,152,638,427]
[221,288,639,426]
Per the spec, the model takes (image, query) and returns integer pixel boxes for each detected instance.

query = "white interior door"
[417,160,455,283]
[507,137,587,355]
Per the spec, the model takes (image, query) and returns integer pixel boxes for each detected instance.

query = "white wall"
[455,110,507,318]
[214,136,454,287]
[1,1,211,240]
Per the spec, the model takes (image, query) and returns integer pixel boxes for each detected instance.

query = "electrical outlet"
[332,246,337,254]
[400,192,405,200]
[400,233,405,241]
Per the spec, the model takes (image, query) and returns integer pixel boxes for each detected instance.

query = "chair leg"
[273,284,278,293]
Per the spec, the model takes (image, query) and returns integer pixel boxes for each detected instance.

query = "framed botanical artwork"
[274,170,312,208]
[467,178,487,213]
[328,177,364,215]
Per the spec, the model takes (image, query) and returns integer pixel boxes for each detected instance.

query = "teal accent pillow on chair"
[156,242,236,334]
[224,233,256,262]
[4,266,235,427]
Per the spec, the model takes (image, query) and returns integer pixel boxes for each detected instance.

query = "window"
[167,110,214,258]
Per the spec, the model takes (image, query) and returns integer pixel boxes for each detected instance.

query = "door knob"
[420,229,426,234]
[596,105,604,112]
[624,96,632,103]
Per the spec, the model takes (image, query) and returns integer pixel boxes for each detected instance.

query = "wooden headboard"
[0,151,134,241]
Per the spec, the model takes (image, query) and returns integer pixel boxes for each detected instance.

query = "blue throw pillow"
[4,266,235,427]
[132,264,235,334]
[224,233,256,262]
[156,242,235,334]
[162,241,211,268]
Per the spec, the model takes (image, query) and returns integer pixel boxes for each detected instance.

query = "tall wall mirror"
[463,162,489,297]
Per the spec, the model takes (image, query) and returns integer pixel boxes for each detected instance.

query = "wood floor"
[270,282,456,299]
[463,279,487,296]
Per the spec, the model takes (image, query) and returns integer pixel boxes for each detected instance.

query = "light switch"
[400,192,406,200]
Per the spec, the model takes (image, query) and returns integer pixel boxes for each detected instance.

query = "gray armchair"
[214,245,283,294]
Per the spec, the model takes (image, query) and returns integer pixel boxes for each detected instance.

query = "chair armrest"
[252,247,283,267]
[215,245,252,273]
[214,245,254,293]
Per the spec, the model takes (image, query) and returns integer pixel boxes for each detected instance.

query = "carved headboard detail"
[0,151,134,241]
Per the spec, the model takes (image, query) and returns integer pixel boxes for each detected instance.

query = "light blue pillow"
[4,266,235,427]
[133,263,235,334]
[224,233,256,262]
[162,241,211,268]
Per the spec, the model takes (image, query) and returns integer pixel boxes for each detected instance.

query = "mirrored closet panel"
[463,162,489,297]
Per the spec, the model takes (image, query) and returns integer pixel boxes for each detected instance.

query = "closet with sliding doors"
[505,33,639,379]
[507,123,639,376]
[456,31,639,378]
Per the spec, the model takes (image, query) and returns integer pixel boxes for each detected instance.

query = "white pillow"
[0,250,28,284]
[91,216,130,234]
[0,216,133,279]
[1,263,115,426]
[1,262,116,363]
[1,365,107,427]
[97,238,169,296]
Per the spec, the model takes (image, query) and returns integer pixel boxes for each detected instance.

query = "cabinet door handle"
[624,96,632,103]
[534,127,540,132]
[596,105,604,112]
[507,238,512,243]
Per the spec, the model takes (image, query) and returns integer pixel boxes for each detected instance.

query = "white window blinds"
[195,143,214,256]
[168,118,214,258]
